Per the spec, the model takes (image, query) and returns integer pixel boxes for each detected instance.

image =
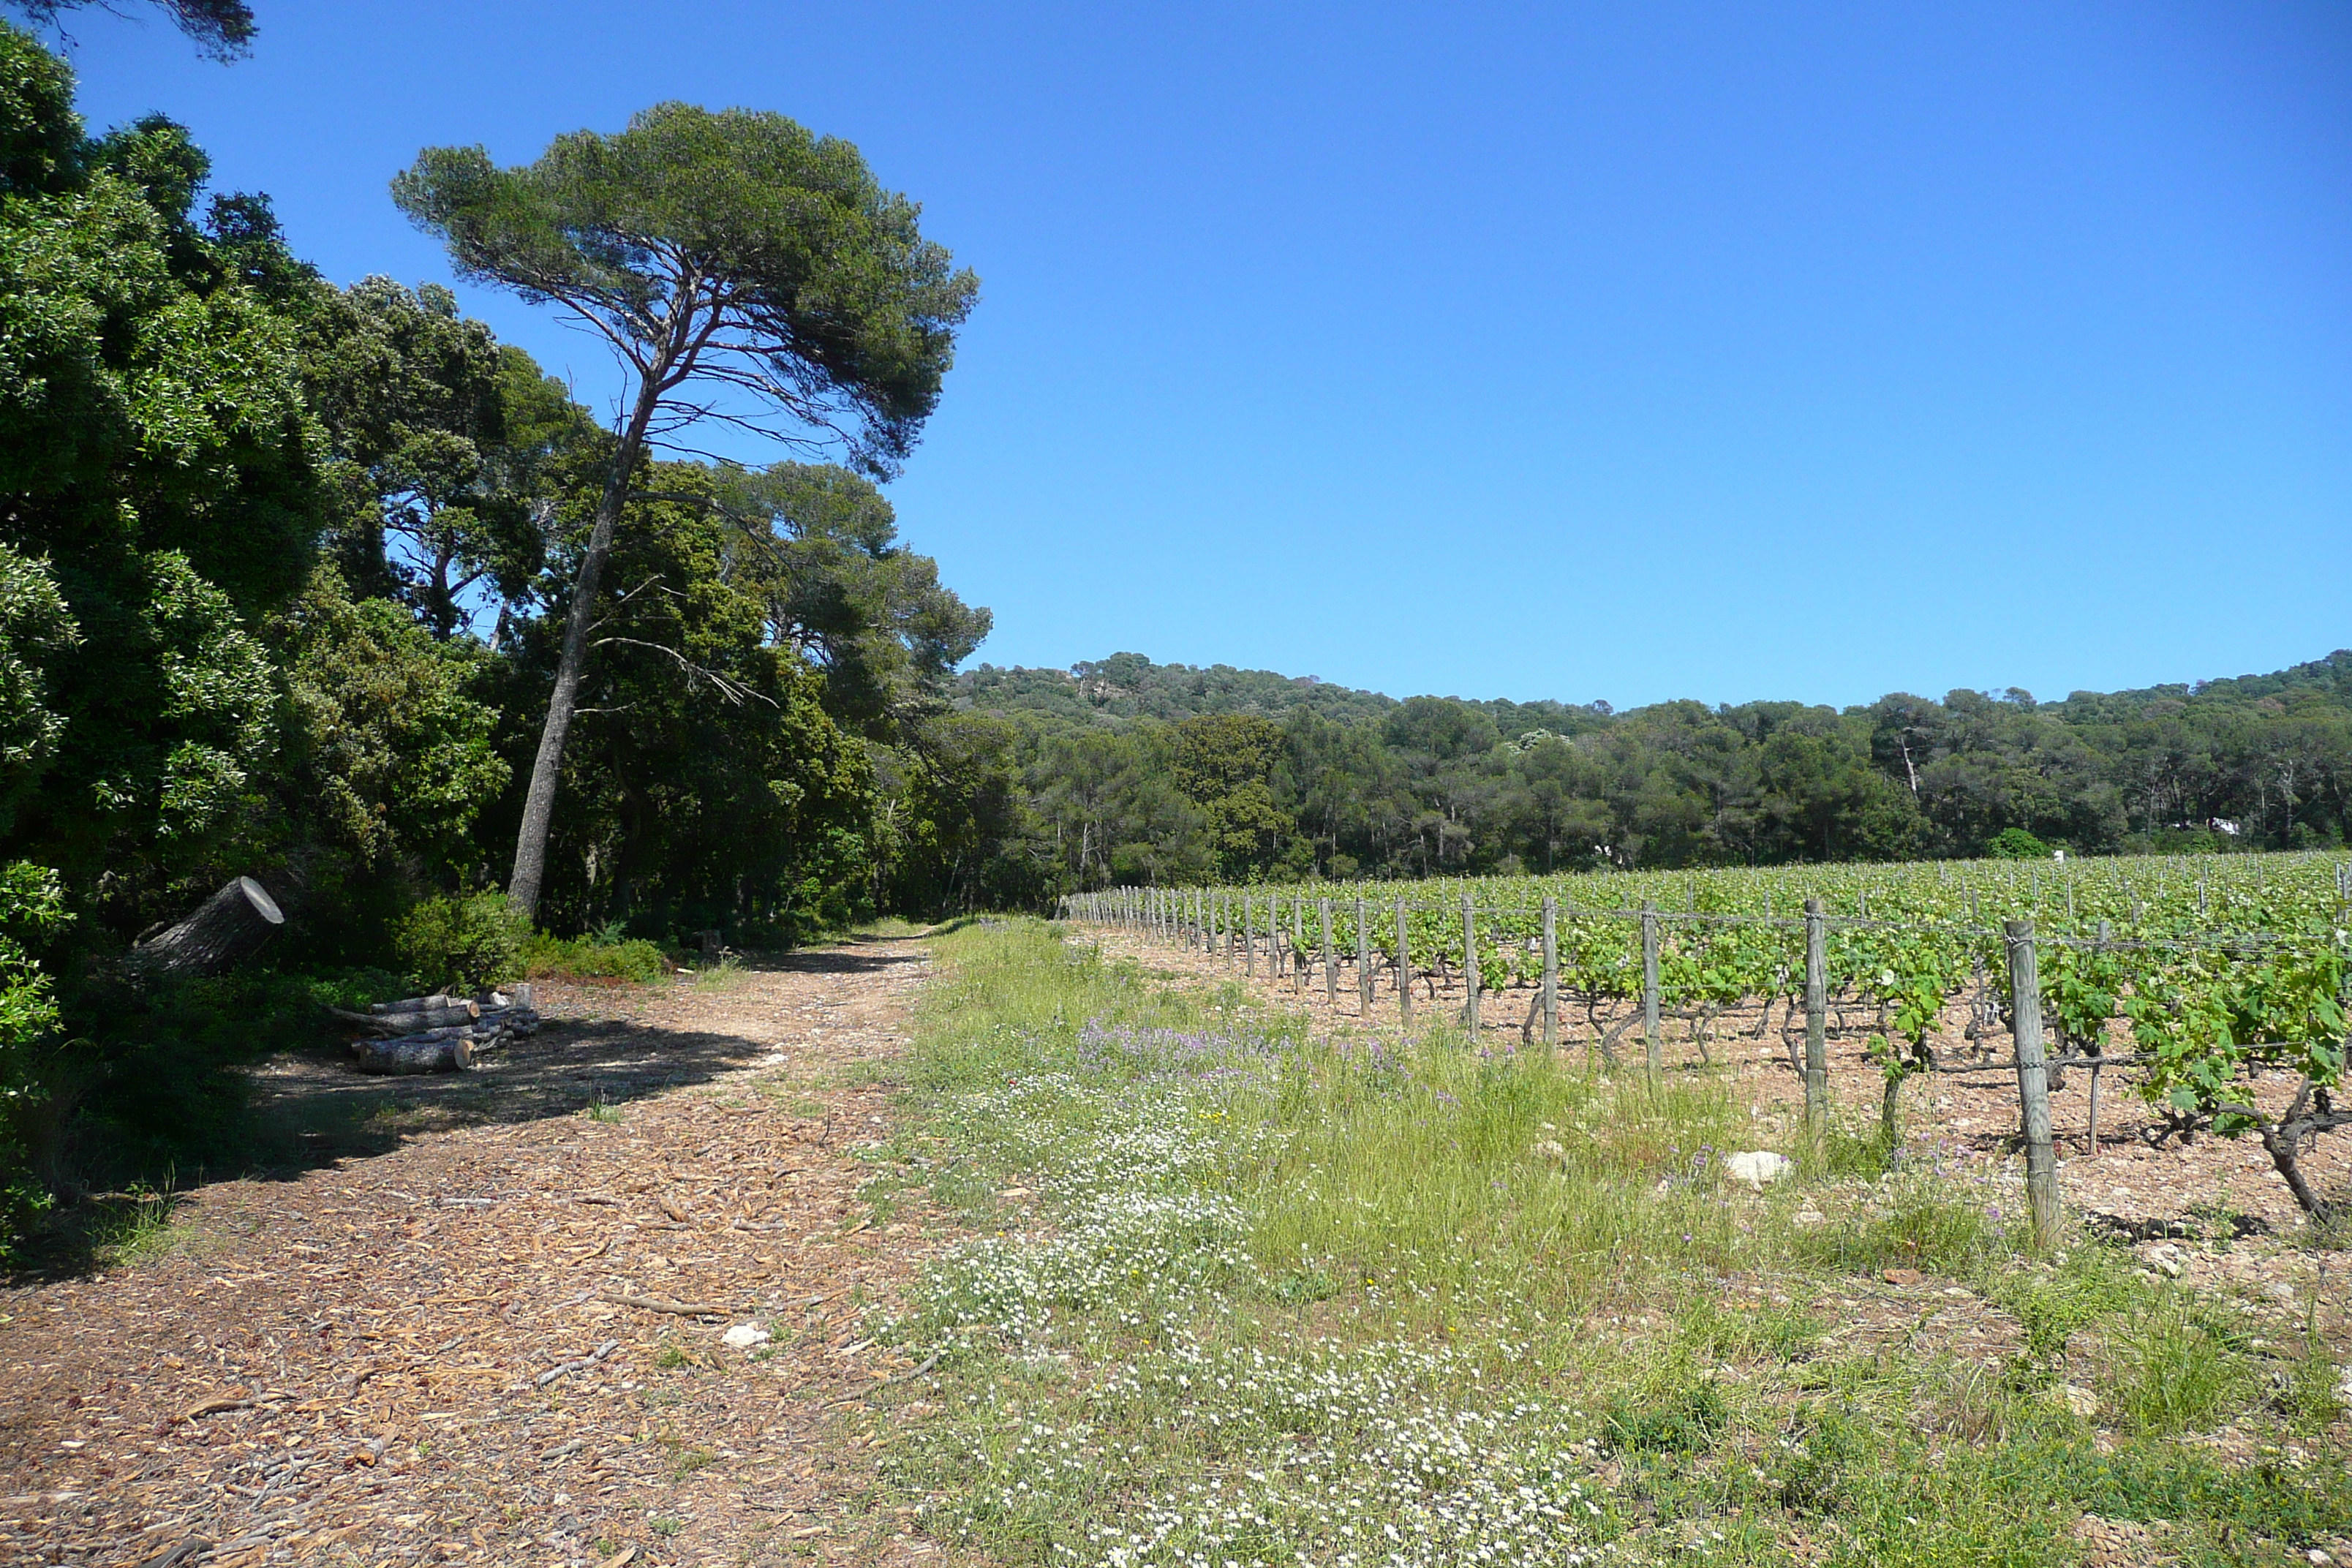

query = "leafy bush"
[392,891,527,993]
[521,929,672,984]
[0,862,67,1262]
[1984,826,2051,860]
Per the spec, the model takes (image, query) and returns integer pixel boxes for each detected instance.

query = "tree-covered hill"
[943,647,2352,894]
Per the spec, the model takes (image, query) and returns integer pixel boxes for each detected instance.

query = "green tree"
[0,29,320,930]
[4,0,254,60]
[1167,713,1291,878]
[299,277,590,637]
[393,102,976,918]
[488,478,876,943]
[706,461,990,736]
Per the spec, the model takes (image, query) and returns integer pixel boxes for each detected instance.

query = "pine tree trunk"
[506,377,668,919]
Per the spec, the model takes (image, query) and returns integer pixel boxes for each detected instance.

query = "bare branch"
[592,636,780,709]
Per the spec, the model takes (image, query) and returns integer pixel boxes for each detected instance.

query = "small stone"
[1725,1150,1792,1189]
[1792,1209,1825,1227]
[2307,1550,2332,1567]
[1882,1268,1923,1286]
[2048,1384,2099,1418]
[721,1323,771,1349]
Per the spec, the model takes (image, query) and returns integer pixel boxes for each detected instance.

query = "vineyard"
[1063,851,2352,1223]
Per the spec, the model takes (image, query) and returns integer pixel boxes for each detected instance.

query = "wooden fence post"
[1244,893,1256,976]
[1803,897,1828,1127]
[1298,893,1316,992]
[1641,902,1662,1074]
[2005,918,2062,1247]
[1462,895,1481,1033]
[1319,897,1338,1005]
[2087,917,2110,1157]
[1540,894,1558,1049]
[1395,895,1413,1028]
[1356,897,1373,1011]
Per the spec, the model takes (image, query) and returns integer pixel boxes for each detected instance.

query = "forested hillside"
[941,649,2352,897]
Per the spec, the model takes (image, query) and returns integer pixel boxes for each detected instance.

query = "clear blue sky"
[52,0,2352,711]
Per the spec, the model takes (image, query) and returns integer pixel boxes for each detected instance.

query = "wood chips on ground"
[1,935,965,1568]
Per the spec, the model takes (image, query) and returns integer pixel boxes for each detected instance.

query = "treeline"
[923,649,2352,900]
[0,23,986,1231]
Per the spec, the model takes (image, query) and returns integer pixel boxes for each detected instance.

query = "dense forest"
[934,647,2352,902]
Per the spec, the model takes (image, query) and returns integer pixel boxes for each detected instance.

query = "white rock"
[2058,1384,2099,1418]
[1725,1150,1792,1189]
[721,1323,771,1350]
[1792,1209,1826,1227]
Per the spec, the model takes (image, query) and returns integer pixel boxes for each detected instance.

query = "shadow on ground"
[11,935,927,1281]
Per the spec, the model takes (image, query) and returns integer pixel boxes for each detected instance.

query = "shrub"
[391,891,527,994]
[521,929,671,984]
[1984,826,2051,860]
[0,862,67,1263]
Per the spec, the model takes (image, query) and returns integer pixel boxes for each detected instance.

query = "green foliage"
[392,102,976,478]
[391,890,524,993]
[298,276,587,636]
[708,461,990,734]
[521,928,670,984]
[0,33,320,929]
[499,469,880,943]
[0,859,64,1259]
[960,649,2352,892]
[276,564,508,874]
[1986,826,2051,859]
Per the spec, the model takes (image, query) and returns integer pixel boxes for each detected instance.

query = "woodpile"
[339,984,540,1074]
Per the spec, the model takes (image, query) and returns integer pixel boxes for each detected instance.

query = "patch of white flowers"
[900,1022,1619,1567]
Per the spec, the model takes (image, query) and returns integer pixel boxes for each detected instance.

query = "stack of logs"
[333,986,542,1075]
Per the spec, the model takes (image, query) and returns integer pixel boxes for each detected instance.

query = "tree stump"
[134,877,284,979]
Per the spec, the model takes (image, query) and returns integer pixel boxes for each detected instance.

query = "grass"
[866,919,2351,1567]
[85,1180,185,1267]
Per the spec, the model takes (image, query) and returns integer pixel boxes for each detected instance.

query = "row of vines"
[1063,851,2352,1217]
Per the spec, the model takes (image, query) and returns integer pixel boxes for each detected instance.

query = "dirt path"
[1,934,954,1568]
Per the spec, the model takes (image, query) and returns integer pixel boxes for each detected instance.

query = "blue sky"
[53,0,2352,711]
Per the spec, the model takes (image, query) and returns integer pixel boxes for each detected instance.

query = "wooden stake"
[1396,895,1413,1028]
[1641,902,1661,1075]
[1540,894,1558,1049]
[1803,897,1828,1127]
[1462,894,1480,1033]
[2005,919,2062,1246]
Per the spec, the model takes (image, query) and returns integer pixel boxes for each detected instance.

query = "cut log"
[349,1033,475,1075]
[369,993,453,1016]
[133,877,283,979]
[350,1000,480,1034]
